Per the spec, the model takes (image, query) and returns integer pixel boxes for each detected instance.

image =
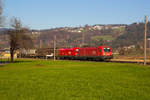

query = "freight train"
[56,46,113,61]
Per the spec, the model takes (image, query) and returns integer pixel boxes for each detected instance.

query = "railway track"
[104,59,150,65]
[106,60,146,64]
[56,58,150,65]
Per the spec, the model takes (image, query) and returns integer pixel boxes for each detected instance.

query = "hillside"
[0,24,126,49]
[1,22,149,50]
[113,22,150,48]
[0,24,130,49]
[30,24,126,48]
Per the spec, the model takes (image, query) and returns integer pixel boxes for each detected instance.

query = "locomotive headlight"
[75,53,78,56]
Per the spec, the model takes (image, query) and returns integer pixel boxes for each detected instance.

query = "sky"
[3,0,150,29]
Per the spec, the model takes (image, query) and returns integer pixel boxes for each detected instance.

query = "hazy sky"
[4,0,150,29]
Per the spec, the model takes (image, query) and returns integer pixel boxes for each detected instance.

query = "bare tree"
[0,0,4,27]
[9,17,33,62]
[0,0,2,14]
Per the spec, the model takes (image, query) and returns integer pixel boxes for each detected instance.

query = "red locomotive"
[57,46,113,61]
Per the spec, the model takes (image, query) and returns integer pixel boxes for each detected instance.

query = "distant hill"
[30,24,126,48]
[4,23,149,49]
[0,28,10,33]
[112,22,150,48]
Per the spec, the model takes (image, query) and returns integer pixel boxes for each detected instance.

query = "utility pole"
[67,35,69,48]
[54,35,56,61]
[39,30,42,48]
[40,40,42,48]
[82,31,85,47]
[144,16,147,65]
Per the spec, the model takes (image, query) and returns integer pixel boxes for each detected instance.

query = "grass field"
[0,59,150,100]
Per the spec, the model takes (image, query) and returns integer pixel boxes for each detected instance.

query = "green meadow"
[0,59,150,100]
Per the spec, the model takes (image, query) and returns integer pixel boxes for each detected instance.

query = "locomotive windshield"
[76,49,79,52]
[103,48,110,52]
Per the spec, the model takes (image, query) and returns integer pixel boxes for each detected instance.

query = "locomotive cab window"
[103,48,110,52]
[107,48,110,52]
[76,49,79,52]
